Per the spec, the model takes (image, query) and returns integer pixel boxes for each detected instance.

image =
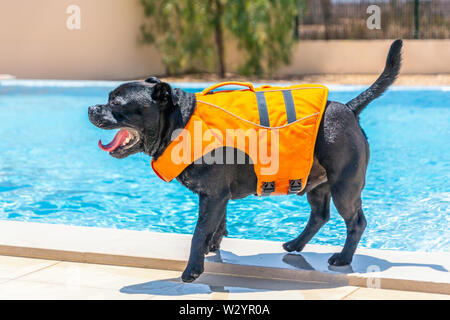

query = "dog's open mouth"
[98,128,140,153]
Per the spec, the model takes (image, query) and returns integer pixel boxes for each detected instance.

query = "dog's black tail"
[346,39,402,116]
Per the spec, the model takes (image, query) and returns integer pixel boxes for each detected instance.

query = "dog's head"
[88,77,177,159]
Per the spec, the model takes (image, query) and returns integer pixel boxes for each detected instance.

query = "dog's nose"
[88,105,102,122]
[88,105,104,118]
[88,105,100,114]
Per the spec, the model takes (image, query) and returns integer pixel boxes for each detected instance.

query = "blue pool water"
[0,80,449,252]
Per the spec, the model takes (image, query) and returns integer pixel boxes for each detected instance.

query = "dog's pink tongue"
[98,129,130,152]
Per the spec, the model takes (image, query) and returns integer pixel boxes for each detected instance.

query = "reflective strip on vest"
[255,91,270,127]
[282,90,297,124]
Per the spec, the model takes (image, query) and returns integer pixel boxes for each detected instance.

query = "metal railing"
[297,0,450,39]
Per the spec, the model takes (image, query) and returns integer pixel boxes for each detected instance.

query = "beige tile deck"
[0,278,149,300]
[0,221,449,298]
[0,256,448,300]
[344,287,450,300]
[0,255,58,283]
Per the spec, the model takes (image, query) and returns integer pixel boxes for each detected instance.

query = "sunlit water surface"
[0,82,449,252]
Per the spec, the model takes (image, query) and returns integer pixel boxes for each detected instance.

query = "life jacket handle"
[200,81,255,95]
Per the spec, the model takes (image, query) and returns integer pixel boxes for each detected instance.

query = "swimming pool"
[0,80,449,252]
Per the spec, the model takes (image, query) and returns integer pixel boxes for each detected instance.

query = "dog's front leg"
[182,193,229,282]
[208,214,228,253]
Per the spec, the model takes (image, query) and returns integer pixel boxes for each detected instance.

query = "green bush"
[140,0,303,77]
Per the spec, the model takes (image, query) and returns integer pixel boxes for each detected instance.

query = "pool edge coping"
[0,220,448,295]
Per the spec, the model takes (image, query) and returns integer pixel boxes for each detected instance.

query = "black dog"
[88,40,402,282]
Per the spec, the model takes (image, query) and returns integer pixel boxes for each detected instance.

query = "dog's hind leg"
[283,183,331,252]
[182,192,229,282]
[328,178,367,266]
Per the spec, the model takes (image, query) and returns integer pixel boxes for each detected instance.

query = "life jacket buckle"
[288,179,302,194]
[261,181,275,196]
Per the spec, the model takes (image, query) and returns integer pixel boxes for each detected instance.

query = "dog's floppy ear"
[151,82,174,110]
[145,76,161,84]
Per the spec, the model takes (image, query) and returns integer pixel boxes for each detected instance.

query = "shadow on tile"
[120,250,448,296]
[208,250,448,274]
[119,273,341,296]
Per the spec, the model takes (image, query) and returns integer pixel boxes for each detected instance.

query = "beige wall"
[0,0,164,80]
[1,0,449,80]
[277,40,450,76]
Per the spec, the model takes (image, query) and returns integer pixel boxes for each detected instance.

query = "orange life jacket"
[151,82,328,196]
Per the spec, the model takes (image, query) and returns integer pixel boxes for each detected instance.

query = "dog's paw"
[282,239,305,253]
[207,237,221,253]
[181,263,204,283]
[208,242,221,253]
[207,228,228,253]
[328,253,352,266]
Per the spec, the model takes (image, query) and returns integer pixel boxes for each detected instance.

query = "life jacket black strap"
[288,179,302,194]
[282,90,297,123]
[255,92,270,127]
[261,181,275,196]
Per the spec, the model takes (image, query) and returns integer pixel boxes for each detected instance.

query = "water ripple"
[0,88,449,252]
